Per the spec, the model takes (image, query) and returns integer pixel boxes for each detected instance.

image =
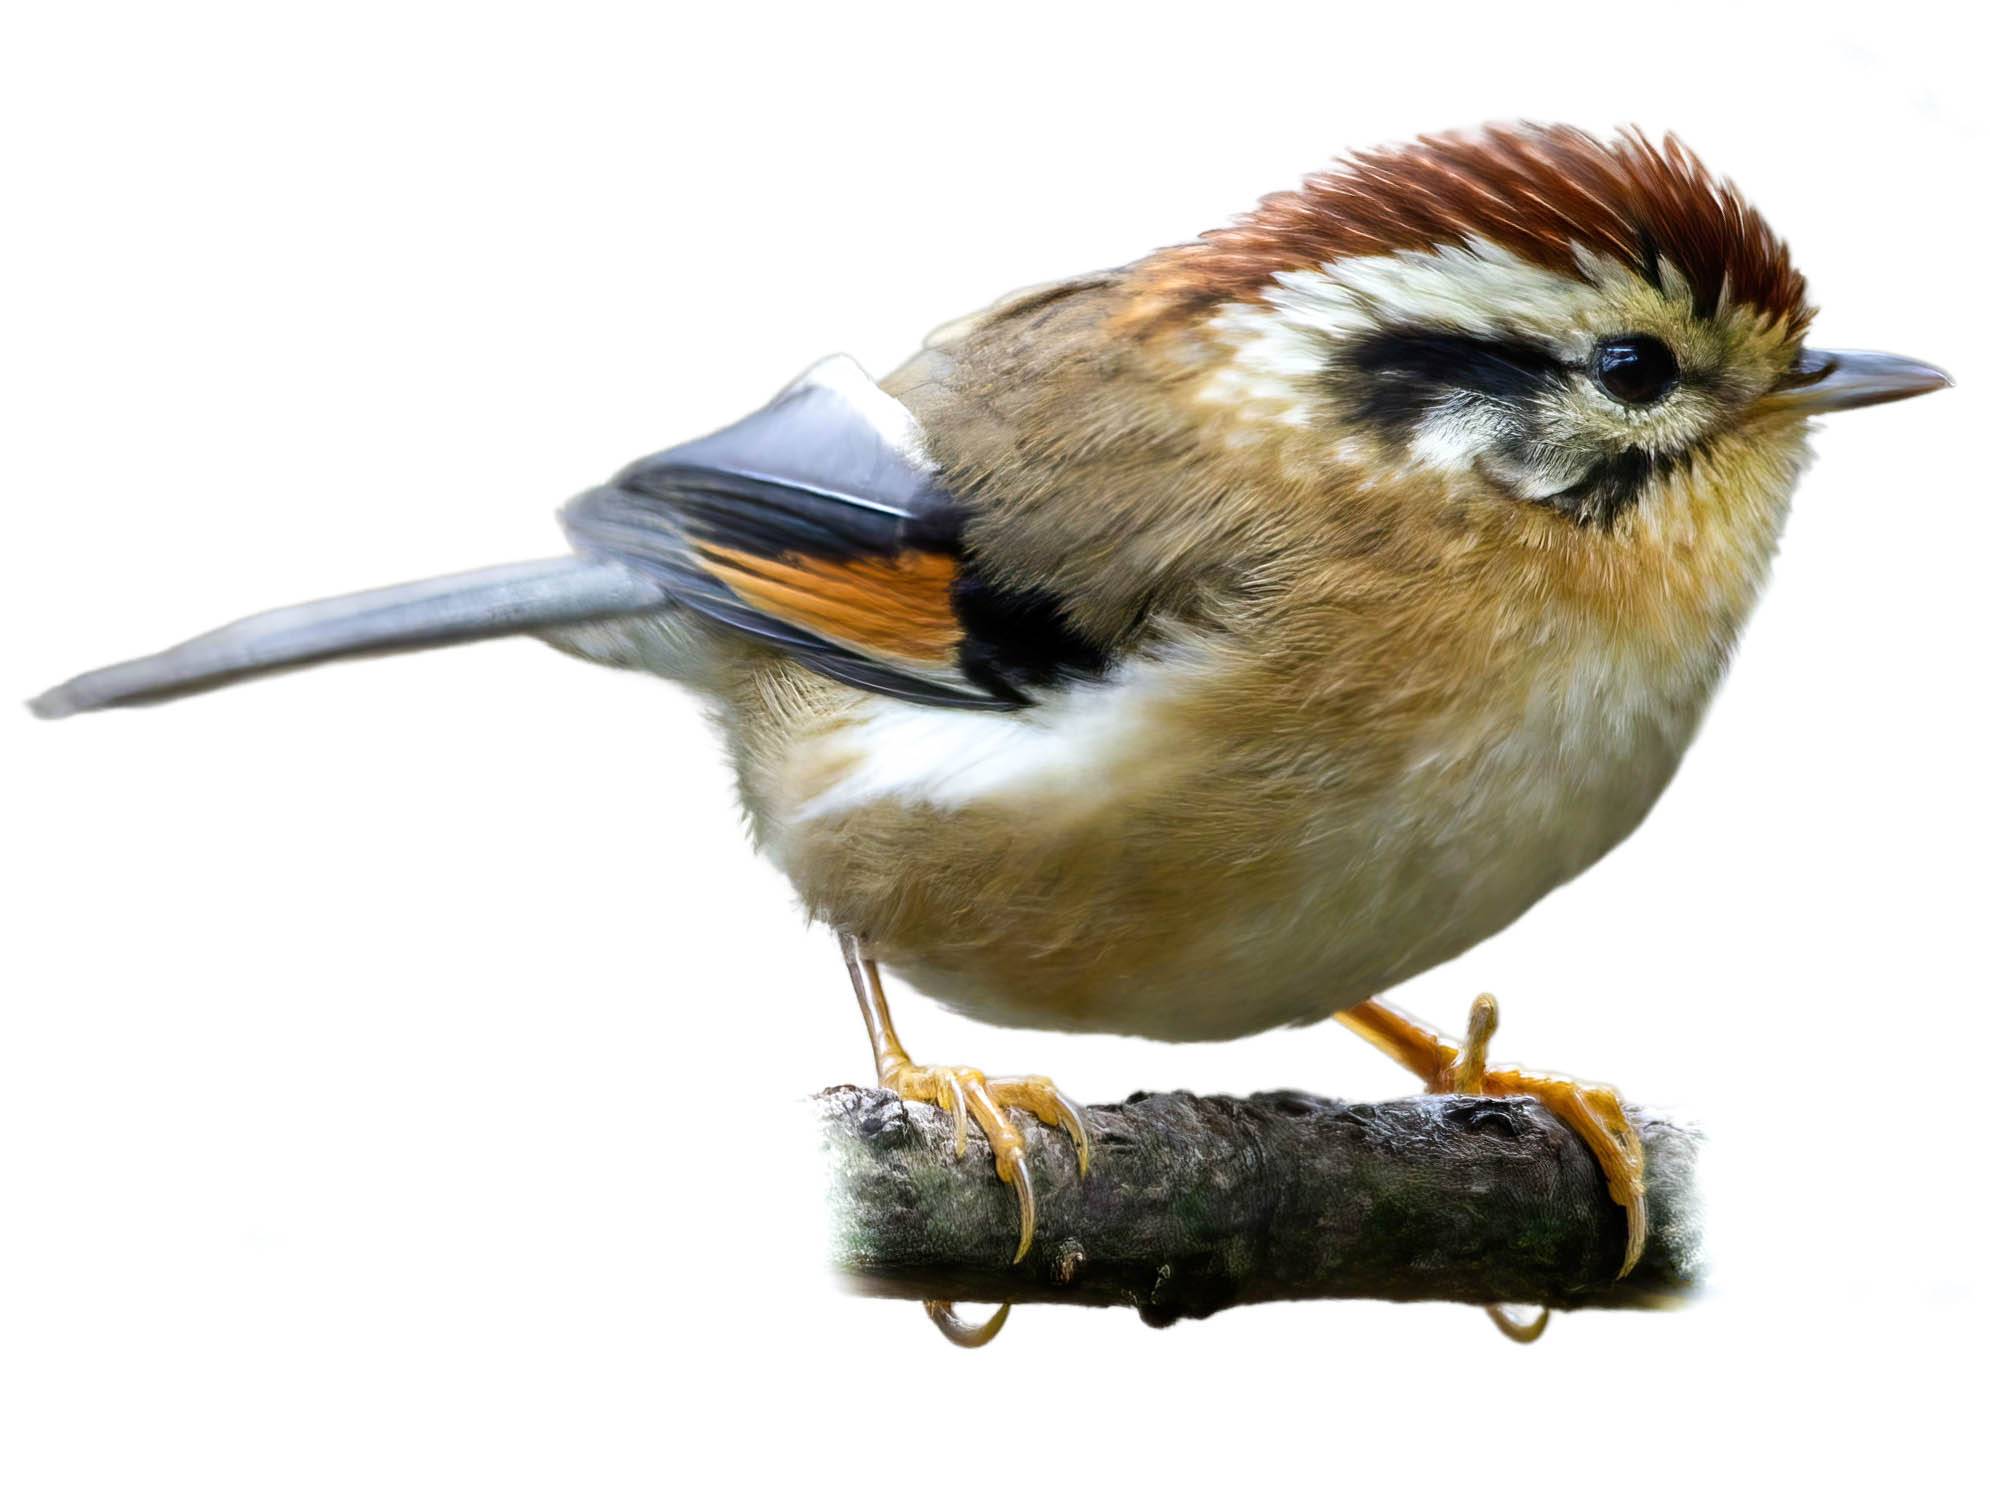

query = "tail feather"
[29,556,670,719]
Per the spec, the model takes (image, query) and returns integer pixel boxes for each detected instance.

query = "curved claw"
[995,1075,1093,1180]
[1600,1101,1649,1279]
[876,1062,1086,1267]
[924,1300,1011,1348]
[1618,1177,1650,1281]
[1551,1082,1649,1277]
[1008,1157,1037,1263]
[1485,1304,1550,1343]
[1046,1090,1092,1177]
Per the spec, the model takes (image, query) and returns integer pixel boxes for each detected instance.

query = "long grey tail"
[29,556,670,720]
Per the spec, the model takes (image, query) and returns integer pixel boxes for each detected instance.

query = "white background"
[2,3,1980,1486]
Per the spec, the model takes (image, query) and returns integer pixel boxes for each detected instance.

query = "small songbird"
[32,125,1950,1343]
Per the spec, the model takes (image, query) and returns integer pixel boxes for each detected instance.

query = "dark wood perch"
[820,1086,1700,1325]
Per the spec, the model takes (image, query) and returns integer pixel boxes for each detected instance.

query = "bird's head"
[1113,125,1948,641]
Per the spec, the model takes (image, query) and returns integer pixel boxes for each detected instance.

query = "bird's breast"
[745,621,1716,1041]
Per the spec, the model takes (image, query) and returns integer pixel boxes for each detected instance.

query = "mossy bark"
[821,1086,1699,1325]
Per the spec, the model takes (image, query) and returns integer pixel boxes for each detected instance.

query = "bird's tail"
[28,556,671,719]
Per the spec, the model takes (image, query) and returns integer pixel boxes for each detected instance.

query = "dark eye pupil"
[1595,336,1679,405]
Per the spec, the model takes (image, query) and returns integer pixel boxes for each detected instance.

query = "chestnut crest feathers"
[1146,124,1811,334]
[1127,126,1821,530]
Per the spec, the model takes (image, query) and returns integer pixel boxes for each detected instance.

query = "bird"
[31,124,1951,1345]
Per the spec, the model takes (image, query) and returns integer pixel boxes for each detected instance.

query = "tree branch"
[820,1086,1700,1325]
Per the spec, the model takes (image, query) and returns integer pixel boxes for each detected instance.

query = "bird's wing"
[562,355,1101,710]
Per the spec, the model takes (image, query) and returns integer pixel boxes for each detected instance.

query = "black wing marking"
[561,356,1108,709]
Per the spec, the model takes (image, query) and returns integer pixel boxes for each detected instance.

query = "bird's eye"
[1593,336,1679,406]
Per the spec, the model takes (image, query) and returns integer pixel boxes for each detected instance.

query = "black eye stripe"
[1351,330,1568,395]
[1338,327,1683,529]
[1344,329,1570,438]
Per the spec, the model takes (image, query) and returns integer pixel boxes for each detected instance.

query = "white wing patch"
[792,649,1201,821]
[779,354,937,476]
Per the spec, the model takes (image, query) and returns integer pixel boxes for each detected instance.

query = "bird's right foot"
[875,1060,1091,1264]
[838,931,1090,1348]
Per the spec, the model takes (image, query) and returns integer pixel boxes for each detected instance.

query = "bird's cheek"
[1477,430,1585,504]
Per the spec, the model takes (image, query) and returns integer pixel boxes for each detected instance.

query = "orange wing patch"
[697,545,963,666]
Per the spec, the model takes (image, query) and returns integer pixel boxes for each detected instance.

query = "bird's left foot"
[1335,993,1647,1280]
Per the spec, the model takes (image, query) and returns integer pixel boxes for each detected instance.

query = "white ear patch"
[1406,392,1518,474]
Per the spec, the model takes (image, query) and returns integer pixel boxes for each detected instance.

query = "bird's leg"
[1334,994,1647,1287]
[838,932,1091,1271]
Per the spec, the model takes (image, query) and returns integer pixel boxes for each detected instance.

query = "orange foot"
[840,933,1090,1349]
[1335,993,1647,1336]
[875,1062,1091,1263]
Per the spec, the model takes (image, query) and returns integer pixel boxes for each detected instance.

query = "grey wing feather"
[31,356,1021,719]
[562,356,1019,710]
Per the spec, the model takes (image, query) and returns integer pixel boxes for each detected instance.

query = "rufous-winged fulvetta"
[31,124,1951,1345]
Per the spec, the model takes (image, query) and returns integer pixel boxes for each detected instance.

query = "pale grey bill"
[29,556,670,719]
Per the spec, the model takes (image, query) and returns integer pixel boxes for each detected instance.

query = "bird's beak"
[1759,348,1953,415]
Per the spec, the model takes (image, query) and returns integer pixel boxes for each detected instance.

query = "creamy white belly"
[891,731,1689,1040]
[770,635,1715,1042]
